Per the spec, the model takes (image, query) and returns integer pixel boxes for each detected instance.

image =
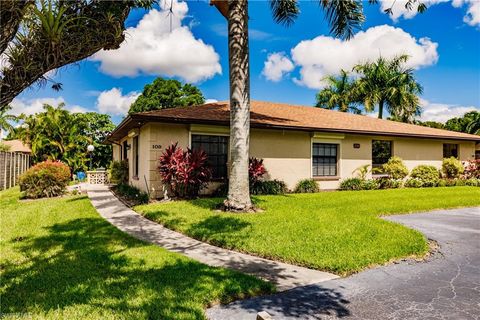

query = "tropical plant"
[382,156,409,179]
[353,55,423,122]
[249,157,267,186]
[294,179,320,193]
[316,70,361,114]
[444,111,480,135]
[0,143,11,152]
[376,177,402,189]
[115,183,149,204]
[0,0,154,109]
[250,179,288,195]
[339,178,363,190]
[463,160,480,179]
[0,105,18,136]
[442,157,464,179]
[404,178,423,188]
[353,164,370,180]
[129,77,205,114]
[109,160,129,184]
[18,160,70,198]
[410,165,440,186]
[211,0,425,211]
[13,103,90,172]
[158,143,211,199]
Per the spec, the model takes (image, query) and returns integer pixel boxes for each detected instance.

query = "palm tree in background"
[353,54,423,122]
[211,0,425,211]
[0,105,17,140]
[465,111,480,135]
[316,70,361,114]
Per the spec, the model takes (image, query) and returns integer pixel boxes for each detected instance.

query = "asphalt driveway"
[207,207,480,320]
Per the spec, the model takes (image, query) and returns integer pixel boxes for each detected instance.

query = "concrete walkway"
[86,184,338,291]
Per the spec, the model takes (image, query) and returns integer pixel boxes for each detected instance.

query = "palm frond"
[319,0,365,39]
[269,0,300,26]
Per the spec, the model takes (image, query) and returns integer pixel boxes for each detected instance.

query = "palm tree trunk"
[224,0,252,211]
[378,99,384,119]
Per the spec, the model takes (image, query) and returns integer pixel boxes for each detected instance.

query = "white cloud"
[9,97,87,116]
[205,99,218,104]
[419,98,479,122]
[91,0,221,82]
[262,52,295,82]
[284,25,438,89]
[96,88,140,116]
[380,0,480,27]
[452,0,480,26]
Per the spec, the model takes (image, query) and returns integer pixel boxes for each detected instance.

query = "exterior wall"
[113,122,478,196]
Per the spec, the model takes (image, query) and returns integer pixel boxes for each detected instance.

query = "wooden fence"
[0,152,31,191]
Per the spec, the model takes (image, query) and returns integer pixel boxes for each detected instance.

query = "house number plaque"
[353,143,360,149]
[152,144,162,149]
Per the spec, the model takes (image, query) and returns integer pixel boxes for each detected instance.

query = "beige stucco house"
[106,101,480,198]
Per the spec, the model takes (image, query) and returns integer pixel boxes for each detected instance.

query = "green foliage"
[362,179,380,190]
[454,179,466,187]
[416,120,445,129]
[251,180,288,195]
[465,178,480,187]
[410,165,440,186]
[339,178,363,190]
[109,160,129,184]
[294,179,320,193]
[353,164,370,180]
[0,142,11,152]
[116,183,149,205]
[382,156,409,179]
[11,104,114,172]
[19,160,70,198]
[129,77,205,114]
[0,105,17,133]
[405,178,423,188]
[377,178,402,189]
[442,157,464,179]
[353,55,423,122]
[316,70,361,114]
[444,111,480,135]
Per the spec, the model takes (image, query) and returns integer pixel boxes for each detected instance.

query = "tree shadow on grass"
[1,217,272,319]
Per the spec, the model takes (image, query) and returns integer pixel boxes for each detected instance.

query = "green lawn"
[0,188,273,320]
[136,187,480,275]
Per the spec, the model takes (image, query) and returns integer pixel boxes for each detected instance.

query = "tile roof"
[108,101,480,142]
[1,139,32,153]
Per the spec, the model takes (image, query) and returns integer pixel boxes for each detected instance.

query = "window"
[372,140,392,169]
[312,143,338,177]
[476,150,480,160]
[133,136,139,177]
[191,134,228,179]
[122,141,128,160]
[443,144,458,158]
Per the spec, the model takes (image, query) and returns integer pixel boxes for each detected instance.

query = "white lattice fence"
[87,170,108,184]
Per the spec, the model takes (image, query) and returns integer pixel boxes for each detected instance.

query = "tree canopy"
[315,70,361,114]
[444,111,480,135]
[10,104,115,171]
[0,0,154,110]
[129,77,205,114]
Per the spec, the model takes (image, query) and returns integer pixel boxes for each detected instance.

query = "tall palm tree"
[316,70,361,114]
[0,105,17,140]
[353,54,423,122]
[212,1,424,211]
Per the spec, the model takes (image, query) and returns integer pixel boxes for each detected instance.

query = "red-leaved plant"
[463,159,480,179]
[158,143,211,198]
[249,157,267,187]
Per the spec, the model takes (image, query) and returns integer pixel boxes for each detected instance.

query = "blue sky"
[9,0,480,125]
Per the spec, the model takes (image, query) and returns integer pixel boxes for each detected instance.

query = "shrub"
[361,179,380,190]
[159,143,211,199]
[382,156,409,179]
[463,160,480,179]
[0,143,11,152]
[116,183,149,204]
[465,178,480,187]
[294,179,320,193]
[251,180,288,195]
[442,157,464,179]
[339,178,363,191]
[454,179,466,187]
[405,178,423,188]
[19,161,71,199]
[249,157,267,186]
[444,179,457,187]
[353,164,370,180]
[437,179,447,187]
[109,160,129,184]
[377,177,402,189]
[410,165,440,186]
